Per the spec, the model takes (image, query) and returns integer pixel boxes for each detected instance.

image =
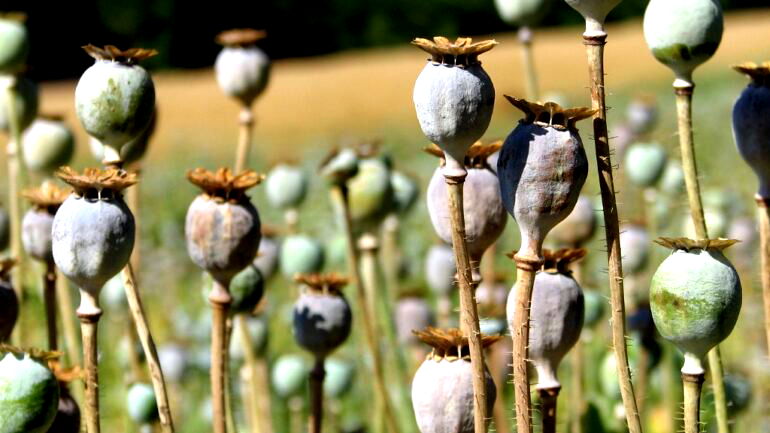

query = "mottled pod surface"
[732,63,770,197]
[650,238,741,366]
[215,29,270,106]
[0,352,60,433]
[292,274,352,358]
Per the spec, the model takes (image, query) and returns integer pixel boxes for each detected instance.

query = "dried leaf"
[654,237,739,252]
[56,166,137,194]
[82,44,158,64]
[22,181,71,210]
[216,29,267,46]
[504,95,596,131]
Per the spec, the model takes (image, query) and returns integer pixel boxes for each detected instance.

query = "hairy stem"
[583,33,643,433]
[511,256,538,433]
[235,106,254,173]
[682,372,705,433]
[309,357,325,433]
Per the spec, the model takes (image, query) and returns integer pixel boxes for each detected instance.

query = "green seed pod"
[323,358,355,399]
[583,289,605,328]
[280,234,325,278]
[391,171,419,215]
[723,374,752,415]
[271,354,308,398]
[0,76,38,133]
[126,382,159,425]
[624,142,667,188]
[650,237,741,375]
[22,117,75,174]
[643,0,723,85]
[0,260,18,341]
[348,157,394,232]
[494,0,552,27]
[227,264,264,314]
[479,317,507,336]
[22,182,69,264]
[412,37,496,177]
[549,195,597,247]
[292,274,352,358]
[0,350,60,433]
[89,109,156,165]
[411,328,498,433]
[619,223,649,275]
[425,243,456,296]
[0,206,8,251]
[265,164,308,210]
[0,14,28,74]
[75,45,156,163]
[498,99,594,257]
[324,232,347,270]
[564,0,622,35]
[215,29,270,107]
[732,63,770,197]
[49,384,80,433]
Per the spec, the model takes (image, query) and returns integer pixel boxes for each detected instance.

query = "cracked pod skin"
[0,76,38,133]
[75,58,155,152]
[412,357,496,433]
[644,0,722,83]
[22,118,75,174]
[266,164,308,210]
[292,291,352,358]
[650,241,741,371]
[52,191,135,297]
[549,195,596,247]
[498,105,590,257]
[0,17,28,74]
[22,208,54,263]
[506,270,584,389]
[215,45,270,106]
[186,194,261,286]
[0,279,18,341]
[427,165,506,263]
[0,352,60,433]
[49,385,80,433]
[733,65,770,198]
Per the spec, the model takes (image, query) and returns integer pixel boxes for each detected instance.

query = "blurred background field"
[3,3,770,433]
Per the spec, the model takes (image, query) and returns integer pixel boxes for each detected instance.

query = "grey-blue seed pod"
[732,63,770,198]
[254,232,280,279]
[22,182,70,263]
[280,234,325,278]
[292,274,352,359]
[498,98,594,258]
[413,37,496,177]
[215,29,271,107]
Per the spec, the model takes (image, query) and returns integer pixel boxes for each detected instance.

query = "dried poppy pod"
[22,182,69,264]
[292,273,352,358]
[185,168,262,287]
[564,0,622,36]
[75,45,157,165]
[215,29,270,107]
[0,348,60,433]
[624,142,667,188]
[733,62,770,197]
[411,327,498,433]
[0,13,28,74]
[498,97,593,258]
[22,116,75,174]
[426,141,507,277]
[0,75,38,133]
[0,259,18,342]
[412,37,496,177]
[319,147,359,186]
[548,195,597,247]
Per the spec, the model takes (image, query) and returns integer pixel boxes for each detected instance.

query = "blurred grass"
[2,9,770,433]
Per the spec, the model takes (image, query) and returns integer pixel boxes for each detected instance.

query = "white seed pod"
[624,142,667,188]
[650,238,741,375]
[549,195,597,247]
[126,382,158,425]
[411,328,497,433]
[619,223,649,275]
[215,29,270,107]
[658,161,685,194]
[643,0,723,85]
[0,15,28,74]
[0,350,60,433]
[426,143,507,263]
[75,45,156,161]
[494,0,552,27]
[272,354,308,398]
[292,274,352,358]
[506,249,585,389]
[22,117,75,174]
[498,98,593,257]
[413,37,496,175]
[323,358,355,399]
[266,164,308,210]
[733,63,770,197]
[564,0,622,36]
[626,96,658,136]
[395,295,435,345]
[254,233,279,279]
[425,243,456,296]
[0,75,38,133]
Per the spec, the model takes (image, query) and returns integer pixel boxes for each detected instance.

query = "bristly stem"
[444,175,490,433]
[78,291,102,433]
[235,106,254,173]
[308,357,325,433]
[682,372,705,433]
[44,260,58,350]
[674,82,730,433]
[511,255,539,433]
[518,27,539,102]
[583,32,643,433]
[538,386,560,433]
[330,185,401,433]
[570,256,585,433]
[122,264,176,433]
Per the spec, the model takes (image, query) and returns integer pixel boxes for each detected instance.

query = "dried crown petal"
[413,327,500,360]
[424,140,502,169]
[186,167,263,199]
[0,258,16,279]
[505,96,596,131]
[294,273,348,295]
[412,36,497,66]
[0,12,26,22]
[216,29,267,47]
[55,166,137,195]
[22,182,71,210]
[0,344,61,363]
[733,62,770,86]
[82,44,158,64]
[654,236,739,252]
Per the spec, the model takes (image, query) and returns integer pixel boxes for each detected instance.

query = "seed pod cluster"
[22,116,75,174]
[0,349,60,433]
[411,327,498,433]
[292,273,352,358]
[215,29,271,107]
[22,182,70,264]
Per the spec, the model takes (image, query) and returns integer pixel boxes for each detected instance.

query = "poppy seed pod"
[625,142,667,188]
[626,96,659,136]
[52,167,136,314]
[215,29,270,107]
[49,384,80,433]
[549,195,597,247]
[348,155,394,232]
[411,328,498,433]
[226,264,264,314]
[732,63,770,198]
[319,147,359,186]
[498,98,594,257]
[126,382,159,425]
[650,238,741,375]
[89,109,156,166]
[425,243,456,296]
[583,289,605,328]
[643,0,723,85]
[619,223,649,275]
[75,45,156,163]
[564,0,622,36]
[660,162,685,194]
[22,182,70,263]
[22,117,75,174]
[157,344,189,384]
[391,171,419,215]
[0,75,38,133]
[292,274,352,358]
[323,358,355,399]
[266,163,308,210]
[254,230,280,279]
[0,350,60,433]
[0,14,28,74]
[395,294,435,345]
[0,260,18,341]
[272,355,308,398]
[426,142,507,267]
[280,234,325,278]
[185,168,262,286]
[494,0,552,27]
[506,249,585,389]
[412,37,496,177]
